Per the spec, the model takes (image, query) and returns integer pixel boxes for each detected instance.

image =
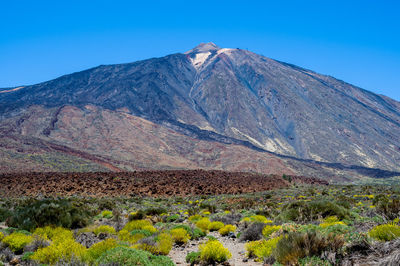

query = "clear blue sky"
[1,0,399,100]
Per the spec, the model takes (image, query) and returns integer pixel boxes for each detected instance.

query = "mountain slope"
[1,42,399,179]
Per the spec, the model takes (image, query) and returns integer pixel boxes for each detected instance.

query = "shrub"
[31,238,87,264]
[166,214,180,223]
[144,207,167,216]
[245,237,281,261]
[199,240,231,264]
[85,238,117,262]
[131,229,154,238]
[123,219,152,231]
[186,251,201,265]
[248,215,273,224]
[129,210,145,221]
[157,233,173,255]
[7,198,93,231]
[196,218,211,232]
[189,214,203,222]
[276,200,350,223]
[262,225,281,238]
[0,232,3,241]
[219,224,236,236]
[142,225,157,234]
[149,254,175,266]
[208,221,224,231]
[239,222,265,242]
[369,223,400,241]
[100,210,113,219]
[375,197,400,220]
[2,232,33,253]
[118,229,145,244]
[298,256,332,266]
[170,228,190,244]
[0,208,11,223]
[319,216,346,228]
[96,247,152,265]
[33,226,73,243]
[93,225,116,236]
[273,230,344,265]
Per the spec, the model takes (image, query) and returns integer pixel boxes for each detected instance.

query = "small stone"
[10,257,20,265]
[242,258,248,262]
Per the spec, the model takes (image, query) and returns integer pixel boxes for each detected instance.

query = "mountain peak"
[185,42,221,54]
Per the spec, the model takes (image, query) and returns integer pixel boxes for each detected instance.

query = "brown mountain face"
[0,43,399,182]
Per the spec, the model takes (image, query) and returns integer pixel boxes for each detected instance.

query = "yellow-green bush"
[142,225,157,234]
[219,224,236,236]
[2,232,33,252]
[369,222,400,241]
[100,210,113,218]
[196,218,211,232]
[134,233,173,255]
[199,240,231,264]
[249,215,273,224]
[157,233,173,255]
[123,219,152,231]
[118,229,145,244]
[245,237,281,261]
[93,225,116,236]
[0,232,4,241]
[319,216,346,228]
[33,226,73,243]
[208,221,224,231]
[85,238,117,262]
[262,225,281,238]
[31,238,87,265]
[189,214,203,222]
[170,228,190,244]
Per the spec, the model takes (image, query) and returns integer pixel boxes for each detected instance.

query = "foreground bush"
[2,232,33,253]
[7,198,93,231]
[93,225,116,236]
[85,238,117,263]
[199,240,231,264]
[369,222,400,241]
[196,218,211,232]
[207,221,224,231]
[219,224,236,236]
[262,225,281,238]
[245,237,281,261]
[31,237,86,264]
[134,233,173,255]
[123,219,152,231]
[273,230,344,265]
[170,228,190,244]
[96,246,174,265]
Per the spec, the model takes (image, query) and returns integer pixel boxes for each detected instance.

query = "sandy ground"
[168,231,262,266]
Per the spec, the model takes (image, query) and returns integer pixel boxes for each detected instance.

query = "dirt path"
[168,231,261,266]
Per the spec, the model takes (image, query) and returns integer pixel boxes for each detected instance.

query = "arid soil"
[0,170,327,197]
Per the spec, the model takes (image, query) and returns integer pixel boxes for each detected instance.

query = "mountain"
[1,42,399,182]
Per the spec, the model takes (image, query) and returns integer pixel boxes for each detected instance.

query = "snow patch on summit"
[190,52,211,69]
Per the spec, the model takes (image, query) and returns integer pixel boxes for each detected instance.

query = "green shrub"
[186,251,201,265]
[0,208,11,223]
[96,247,152,265]
[7,198,93,231]
[85,238,117,262]
[299,256,332,266]
[166,214,180,223]
[199,240,231,264]
[149,254,175,266]
[276,200,349,223]
[369,223,400,241]
[2,232,33,253]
